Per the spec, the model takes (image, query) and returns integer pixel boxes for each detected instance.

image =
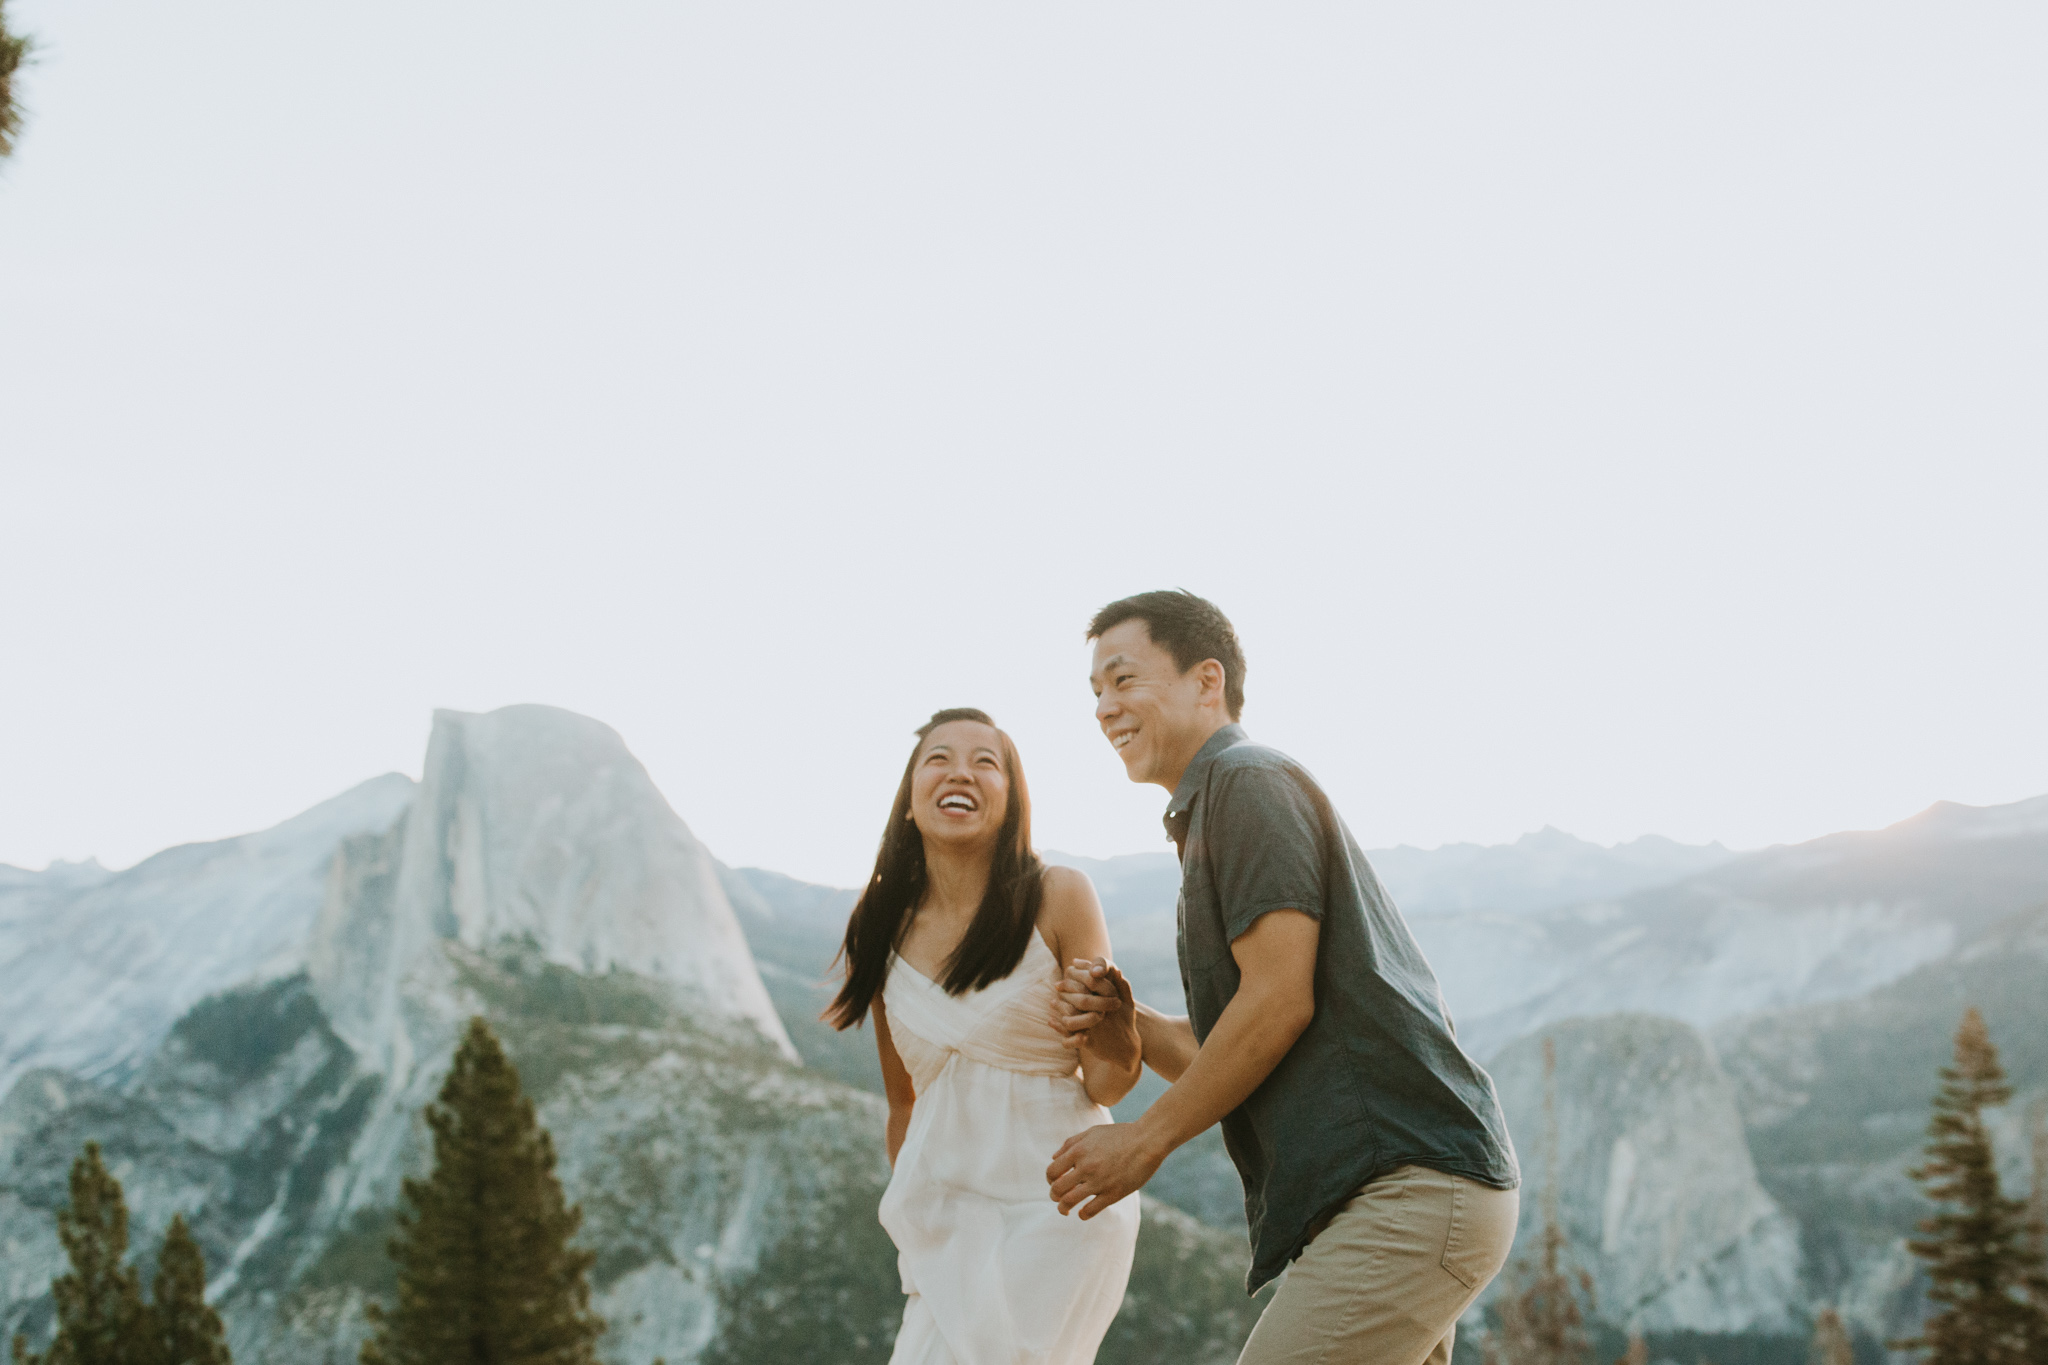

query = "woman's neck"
[920,838,993,918]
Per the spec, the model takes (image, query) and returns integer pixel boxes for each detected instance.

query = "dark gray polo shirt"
[1166,725,1519,1294]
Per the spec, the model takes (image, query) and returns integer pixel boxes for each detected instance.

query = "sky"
[2,3,2045,888]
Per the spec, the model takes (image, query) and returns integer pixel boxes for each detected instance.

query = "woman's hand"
[1053,959,1140,1071]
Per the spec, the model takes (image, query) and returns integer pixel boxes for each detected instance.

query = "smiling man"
[1046,589,1520,1365]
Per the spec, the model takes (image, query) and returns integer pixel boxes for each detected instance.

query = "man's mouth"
[937,794,978,812]
[1110,730,1136,753]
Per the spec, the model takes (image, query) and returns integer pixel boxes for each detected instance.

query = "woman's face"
[908,720,1010,850]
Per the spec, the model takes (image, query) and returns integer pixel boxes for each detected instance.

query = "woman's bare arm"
[1038,867,1142,1108]
[872,996,917,1166]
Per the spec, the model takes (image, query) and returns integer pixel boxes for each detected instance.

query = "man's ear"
[1197,658,1228,708]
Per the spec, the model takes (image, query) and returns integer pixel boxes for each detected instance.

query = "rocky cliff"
[1487,1015,1804,1335]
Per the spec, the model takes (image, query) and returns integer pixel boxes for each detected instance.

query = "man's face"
[1089,619,1212,790]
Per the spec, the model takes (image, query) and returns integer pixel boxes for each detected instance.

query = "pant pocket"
[1440,1177,1518,1291]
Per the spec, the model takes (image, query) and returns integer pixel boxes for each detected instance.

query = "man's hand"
[1051,959,1139,1069]
[1045,1121,1165,1219]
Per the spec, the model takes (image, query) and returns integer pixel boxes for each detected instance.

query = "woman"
[827,708,1142,1365]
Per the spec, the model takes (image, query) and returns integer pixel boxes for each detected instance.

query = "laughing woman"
[827,708,1142,1365]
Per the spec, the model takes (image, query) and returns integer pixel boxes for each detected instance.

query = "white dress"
[879,931,1141,1365]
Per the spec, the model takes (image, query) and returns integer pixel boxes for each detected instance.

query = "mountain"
[1369,829,1736,917]
[1490,1016,1804,1335]
[303,704,794,1077]
[1713,899,2048,1345]
[1411,793,2048,1061]
[0,773,416,1097]
[0,706,1265,1365]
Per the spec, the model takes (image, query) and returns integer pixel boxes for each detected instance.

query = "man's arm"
[1131,998,1199,1081]
[1045,908,1318,1218]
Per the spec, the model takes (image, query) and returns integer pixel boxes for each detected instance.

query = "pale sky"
[3,3,2044,887]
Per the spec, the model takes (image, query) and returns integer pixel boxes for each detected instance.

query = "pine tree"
[1614,1331,1647,1365]
[360,1017,604,1365]
[2027,1097,2047,1263]
[0,0,30,159]
[12,1143,150,1365]
[1895,1007,2048,1365]
[1484,1038,1595,1365]
[1809,1307,1853,1365]
[146,1217,231,1365]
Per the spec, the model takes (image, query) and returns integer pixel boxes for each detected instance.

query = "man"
[1045,589,1519,1365]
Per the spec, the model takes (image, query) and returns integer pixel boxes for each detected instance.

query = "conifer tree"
[1614,1331,1647,1365]
[0,0,30,159]
[360,1017,603,1365]
[1895,1008,2048,1365]
[2028,1098,2047,1262]
[146,1217,231,1365]
[12,1143,150,1365]
[1484,1038,1595,1365]
[1808,1307,1852,1365]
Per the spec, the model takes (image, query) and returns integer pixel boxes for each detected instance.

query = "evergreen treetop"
[12,1142,149,1365]
[1808,1307,1852,1365]
[361,1016,603,1365]
[0,0,29,159]
[1897,1007,2048,1365]
[1484,1037,1594,1365]
[148,1217,232,1365]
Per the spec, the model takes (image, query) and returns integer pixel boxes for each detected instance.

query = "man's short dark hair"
[1087,589,1246,720]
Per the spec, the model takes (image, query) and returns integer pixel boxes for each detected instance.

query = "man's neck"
[1154,713,1235,793]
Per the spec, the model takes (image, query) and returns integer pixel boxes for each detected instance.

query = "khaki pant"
[1237,1165,1519,1365]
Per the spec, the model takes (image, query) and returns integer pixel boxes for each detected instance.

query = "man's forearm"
[1134,1002,1199,1082]
[1132,983,1309,1158]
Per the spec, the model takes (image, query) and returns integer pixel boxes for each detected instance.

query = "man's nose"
[1094,692,1118,723]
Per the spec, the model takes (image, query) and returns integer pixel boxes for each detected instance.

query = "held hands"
[1050,958,1139,1070]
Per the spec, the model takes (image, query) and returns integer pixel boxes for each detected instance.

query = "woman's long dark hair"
[825,708,1045,1030]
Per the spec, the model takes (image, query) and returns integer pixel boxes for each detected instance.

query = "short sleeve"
[1204,761,1327,942]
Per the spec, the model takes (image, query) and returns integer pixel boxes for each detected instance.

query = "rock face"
[1487,1015,1805,1334]
[307,706,792,1076]
[1713,900,2048,1351]
[0,773,416,1097]
[0,705,812,1362]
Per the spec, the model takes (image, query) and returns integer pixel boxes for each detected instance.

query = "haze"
[2,3,2044,886]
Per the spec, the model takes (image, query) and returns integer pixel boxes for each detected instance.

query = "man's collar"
[1164,723,1247,824]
